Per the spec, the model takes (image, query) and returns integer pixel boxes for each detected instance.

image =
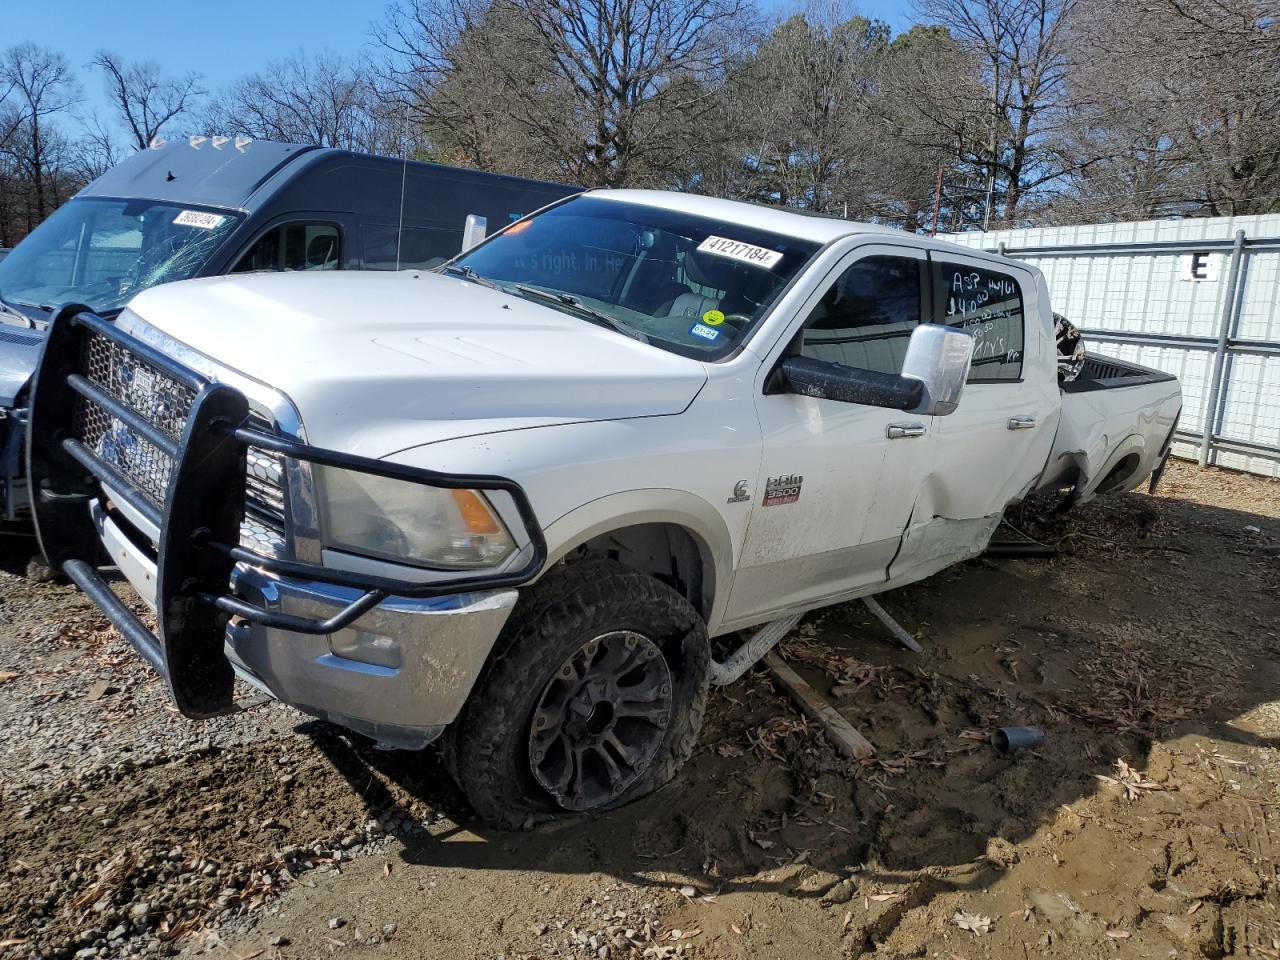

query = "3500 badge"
[762,474,803,506]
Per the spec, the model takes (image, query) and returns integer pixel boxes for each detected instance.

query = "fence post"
[1199,229,1247,467]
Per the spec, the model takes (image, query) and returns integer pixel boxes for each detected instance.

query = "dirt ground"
[2,458,1279,960]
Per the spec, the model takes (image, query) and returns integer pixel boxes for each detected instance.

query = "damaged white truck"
[28,191,1180,826]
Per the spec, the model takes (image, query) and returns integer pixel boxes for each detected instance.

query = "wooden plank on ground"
[763,651,875,760]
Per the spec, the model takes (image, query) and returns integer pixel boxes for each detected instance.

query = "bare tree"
[0,43,81,224]
[1053,0,1280,219]
[379,0,757,187]
[869,24,990,229]
[204,52,394,154]
[72,111,124,180]
[92,51,204,151]
[913,0,1078,221]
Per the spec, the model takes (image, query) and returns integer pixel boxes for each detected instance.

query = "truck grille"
[76,331,289,556]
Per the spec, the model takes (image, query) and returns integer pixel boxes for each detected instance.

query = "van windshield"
[448,196,820,360]
[0,197,242,318]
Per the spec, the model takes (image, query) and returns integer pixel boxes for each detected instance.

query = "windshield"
[0,197,243,316]
[449,196,820,360]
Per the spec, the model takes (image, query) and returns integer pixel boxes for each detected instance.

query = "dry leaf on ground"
[1096,758,1165,801]
[952,911,992,935]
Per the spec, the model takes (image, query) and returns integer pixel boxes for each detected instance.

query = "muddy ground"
[2,458,1278,960]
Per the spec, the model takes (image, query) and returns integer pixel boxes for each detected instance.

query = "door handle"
[886,423,927,439]
[1007,416,1038,430]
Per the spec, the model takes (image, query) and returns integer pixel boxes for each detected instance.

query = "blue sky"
[6,0,914,118]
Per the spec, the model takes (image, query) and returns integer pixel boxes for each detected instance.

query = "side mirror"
[777,323,973,414]
[778,356,924,410]
[460,214,487,252]
[901,323,974,416]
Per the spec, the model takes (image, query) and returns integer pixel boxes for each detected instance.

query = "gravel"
[0,570,300,796]
[0,556,413,960]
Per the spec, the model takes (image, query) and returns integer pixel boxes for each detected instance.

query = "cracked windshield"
[0,197,241,319]
[449,196,819,360]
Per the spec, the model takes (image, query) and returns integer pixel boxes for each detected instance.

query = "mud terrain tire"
[447,560,709,829]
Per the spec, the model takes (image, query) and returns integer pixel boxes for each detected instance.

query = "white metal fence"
[939,214,1280,478]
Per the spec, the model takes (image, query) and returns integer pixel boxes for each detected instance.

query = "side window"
[800,255,923,375]
[232,223,340,273]
[935,261,1024,381]
[362,224,462,270]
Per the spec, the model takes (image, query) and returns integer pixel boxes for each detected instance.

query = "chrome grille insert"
[74,331,289,556]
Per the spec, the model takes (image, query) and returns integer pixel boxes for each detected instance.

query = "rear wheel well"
[1095,452,1142,494]
[560,523,712,619]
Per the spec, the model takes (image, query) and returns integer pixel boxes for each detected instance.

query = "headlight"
[314,466,515,570]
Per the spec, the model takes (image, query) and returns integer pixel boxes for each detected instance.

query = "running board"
[708,595,922,688]
[708,613,803,686]
[862,596,924,653]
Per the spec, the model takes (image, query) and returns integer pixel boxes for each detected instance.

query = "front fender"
[540,488,736,633]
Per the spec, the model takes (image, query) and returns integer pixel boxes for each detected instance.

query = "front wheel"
[446,561,710,828]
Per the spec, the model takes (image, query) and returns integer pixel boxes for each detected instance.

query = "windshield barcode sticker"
[173,210,226,230]
[697,236,784,270]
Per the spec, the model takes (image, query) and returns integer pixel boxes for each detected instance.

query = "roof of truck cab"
[587,189,906,245]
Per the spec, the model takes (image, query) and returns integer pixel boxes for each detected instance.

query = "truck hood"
[125,270,708,454]
[0,323,46,408]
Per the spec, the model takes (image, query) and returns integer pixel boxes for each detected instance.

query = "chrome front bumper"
[227,565,517,748]
[97,503,517,748]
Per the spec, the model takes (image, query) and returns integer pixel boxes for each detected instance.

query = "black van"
[0,138,578,520]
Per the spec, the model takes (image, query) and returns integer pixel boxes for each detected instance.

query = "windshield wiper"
[511,284,649,344]
[441,264,501,290]
[0,288,33,328]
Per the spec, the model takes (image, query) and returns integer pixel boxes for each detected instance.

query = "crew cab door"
[727,244,933,624]
[889,254,1058,579]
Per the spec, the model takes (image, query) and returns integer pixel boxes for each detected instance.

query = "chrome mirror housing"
[901,324,974,416]
[461,213,488,252]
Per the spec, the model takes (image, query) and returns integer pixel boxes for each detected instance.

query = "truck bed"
[1038,354,1182,502]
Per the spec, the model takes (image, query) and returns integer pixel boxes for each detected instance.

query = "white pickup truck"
[28,190,1180,826]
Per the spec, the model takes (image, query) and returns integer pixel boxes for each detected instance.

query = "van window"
[800,255,924,376]
[233,223,340,273]
[362,224,461,270]
[934,261,1024,381]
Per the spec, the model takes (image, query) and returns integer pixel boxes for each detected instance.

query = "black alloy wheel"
[528,630,673,811]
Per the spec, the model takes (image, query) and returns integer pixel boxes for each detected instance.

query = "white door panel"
[728,396,925,622]
[728,242,931,624]
[889,255,1058,581]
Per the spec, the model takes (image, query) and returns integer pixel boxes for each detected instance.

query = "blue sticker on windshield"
[689,323,721,342]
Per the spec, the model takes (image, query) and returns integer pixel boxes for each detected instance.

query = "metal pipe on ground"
[984,542,1062,558]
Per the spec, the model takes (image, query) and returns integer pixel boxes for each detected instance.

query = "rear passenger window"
[935,261,1024,382]
[800,255,923,376]
[232,223,339,273]
[362,224,462,270]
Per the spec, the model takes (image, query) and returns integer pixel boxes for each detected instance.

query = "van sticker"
[173,210,227,230]
[689,323,721,342]
[763,474,803,506]
[702,309,725,326]
[697,235,784,270]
